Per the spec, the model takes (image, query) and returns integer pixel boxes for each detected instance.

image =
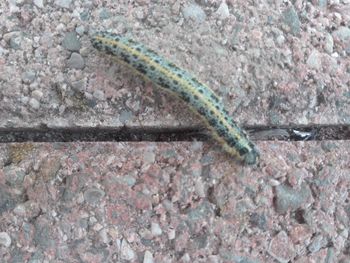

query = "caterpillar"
[91,31,259,165]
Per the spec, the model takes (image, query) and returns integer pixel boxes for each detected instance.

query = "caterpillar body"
[91,31,259,165]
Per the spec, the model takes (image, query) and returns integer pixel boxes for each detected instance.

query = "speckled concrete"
[0,141,349,262]
[1,1,350,263]
[0,1,349,128]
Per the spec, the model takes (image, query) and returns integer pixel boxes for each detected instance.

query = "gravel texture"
[0,1,349,128]
[0,141,349,262]
[1,1,350,262]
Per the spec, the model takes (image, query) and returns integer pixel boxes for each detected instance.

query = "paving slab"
[1,1,349,129]
[0,141,349,262]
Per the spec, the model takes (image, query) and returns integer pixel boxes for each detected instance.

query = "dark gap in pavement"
[0,125,349,143]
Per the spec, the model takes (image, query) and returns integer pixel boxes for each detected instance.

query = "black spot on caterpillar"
[91,31,259,165]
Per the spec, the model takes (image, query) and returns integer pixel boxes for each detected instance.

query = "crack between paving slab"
[0,125,349,143]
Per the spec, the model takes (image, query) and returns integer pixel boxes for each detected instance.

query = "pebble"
[215,2,230,20]
[143,150,156,164]
[31,90,44,101]
[29,98,40,110]
[182,3,206,23]
[181,253,191,262]
[0,232,11,247]
[306,49,322,70]
[67,53,85,69]
[249,212,267,230]
[195,180,206,198]
[168,228,176,240]
[55,0,71,9]
[92,89,104,100]
[308,234,327,253]
[268,231,295,262]
[143,250,154,263]
[75,25,85,36]
[119,110,133,124]
[282,6,301,35]
[333,26,350,42]
[62,32,81,52]
[21,71,36,84]
[276,34,286,46]
[9,33,22,50]
[317,0,327,7]
[324,33,334,54]
[99,8,111,20]
[274,183,312,213]
[83,188,105,205]
[0,187,17,213]
[33,0,44,8]
[118,239,135,261]
[151,222,162,236]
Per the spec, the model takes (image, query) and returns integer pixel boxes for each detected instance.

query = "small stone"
[268,231,295,262]
[9,34,22,50]
[62,32,81,52]
[276,35,286,46]
[40,32,53,48]
[143,250,154,263]
[22,71,36,84]
[99,8,111,20]
[151,222,162,236]
[55,0,71,8]
[168,228,175,240]
[118,239,135,261]
[181,253,191,262]
[333,26,350,42]
[67,53,85,69]
[306,49,322,70]
[83,188,105,205]
[318,0,327,7]
[33,0,44,8]
[182,3,206,23]
[29,98,40,110]
[119,110,133,124]
[92,90,104,100]
[75,25,85,36]
[324,33,334,54]
[249,212,267,230]
[31,90,43,101]
[0,186,17,213]
[308,234,327,253]
[215,2,230,20]
[143,150,155,164]
[0,232,11,247]
[275,183,312,213]
[282,6,301,35]
[195,180,206,198]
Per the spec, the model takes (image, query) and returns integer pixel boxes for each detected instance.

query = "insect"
[91,31,259,165]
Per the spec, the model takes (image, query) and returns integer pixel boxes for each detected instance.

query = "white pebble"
[151,222,162,236]
[31,90,44,101]
[34,0,44,8]
[306,49,321,70]
[143,250,154,263]
[29,98,40,109]
[118,239,135,261]
[216,2,230,19]
[0,232,11,247]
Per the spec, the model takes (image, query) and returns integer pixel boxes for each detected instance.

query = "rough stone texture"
[1,1,349,262]
[0,1,350,129]
[0,141,349,262]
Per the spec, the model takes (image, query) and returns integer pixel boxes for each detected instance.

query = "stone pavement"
[1,1,350,262]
